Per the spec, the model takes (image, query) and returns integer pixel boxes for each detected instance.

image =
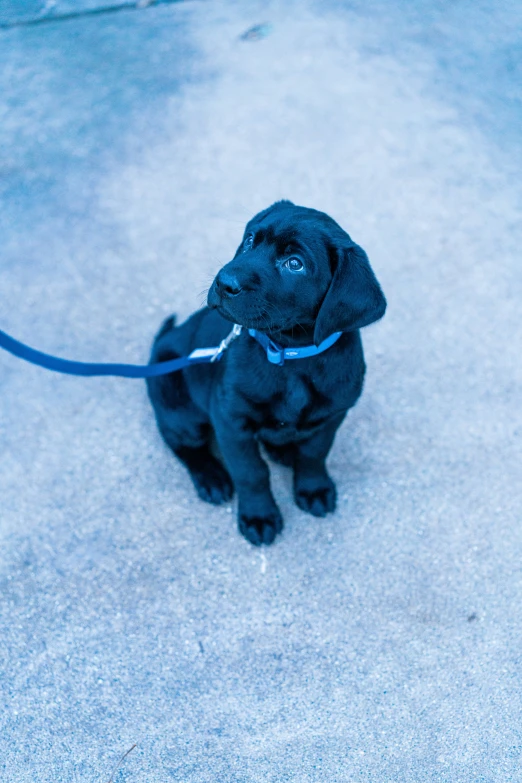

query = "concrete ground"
[1,1,522,780]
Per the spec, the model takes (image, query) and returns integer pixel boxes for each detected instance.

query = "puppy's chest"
[254,374,331,434]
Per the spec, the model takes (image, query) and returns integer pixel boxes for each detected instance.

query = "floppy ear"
[313,242,387,345]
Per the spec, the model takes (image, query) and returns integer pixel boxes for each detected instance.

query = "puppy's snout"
[216,270,243,298]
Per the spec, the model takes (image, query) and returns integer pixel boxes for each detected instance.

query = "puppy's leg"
[293,413,346,517]
[262,441,296,467]
[213,415,282,546]
[147,345,233,505]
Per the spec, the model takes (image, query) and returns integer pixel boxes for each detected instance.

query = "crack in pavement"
[0,0,191,30]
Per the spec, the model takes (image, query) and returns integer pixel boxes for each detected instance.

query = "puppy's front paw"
[238,508,283,546]
[294,475,337,517]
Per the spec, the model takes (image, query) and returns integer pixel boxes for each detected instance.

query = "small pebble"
[240,23,272,41]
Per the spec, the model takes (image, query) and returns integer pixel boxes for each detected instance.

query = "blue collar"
[248,328,342,366]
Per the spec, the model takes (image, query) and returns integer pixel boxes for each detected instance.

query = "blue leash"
[0,324,243,378]
[0,323,342,378]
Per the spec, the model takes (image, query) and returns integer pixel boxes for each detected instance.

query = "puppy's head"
[208,201,386,345]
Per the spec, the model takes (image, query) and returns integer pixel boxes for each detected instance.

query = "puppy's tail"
[155,314,177,341]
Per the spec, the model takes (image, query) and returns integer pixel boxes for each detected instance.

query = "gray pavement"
[1,1,522,780]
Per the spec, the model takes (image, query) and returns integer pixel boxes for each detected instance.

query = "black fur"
[147,201,386,545]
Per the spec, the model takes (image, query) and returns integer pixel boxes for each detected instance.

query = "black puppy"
[147,201,386,545]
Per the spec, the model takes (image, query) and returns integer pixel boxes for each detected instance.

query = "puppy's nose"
[216,270,243,297]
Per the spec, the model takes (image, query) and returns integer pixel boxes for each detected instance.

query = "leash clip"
[210,323,243,362]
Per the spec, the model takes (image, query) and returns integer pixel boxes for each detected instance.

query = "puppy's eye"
[243,233,254,251]
[285,257,304,272]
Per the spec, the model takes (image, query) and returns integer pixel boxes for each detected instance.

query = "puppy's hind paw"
[238,509,283,546]
[294,477,337,517]
[192,461,234,505]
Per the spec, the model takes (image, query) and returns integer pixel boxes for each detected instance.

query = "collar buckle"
[266,342,284,365]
